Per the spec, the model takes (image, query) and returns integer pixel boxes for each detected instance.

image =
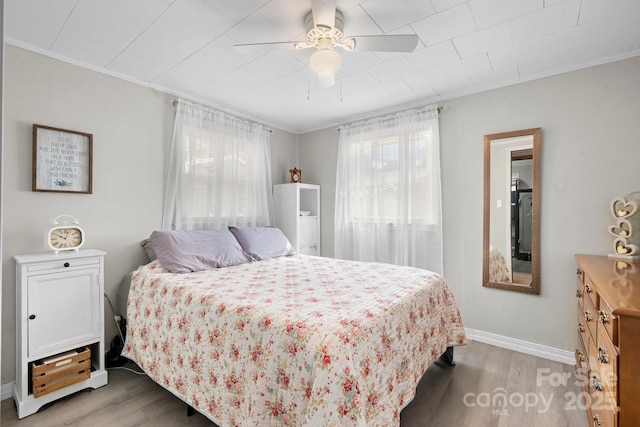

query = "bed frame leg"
[187,405,195,417]
[440,346,455,365]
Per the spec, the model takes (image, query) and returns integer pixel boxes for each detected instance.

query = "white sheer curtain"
[334,106,443,273]
[162,99,273,230]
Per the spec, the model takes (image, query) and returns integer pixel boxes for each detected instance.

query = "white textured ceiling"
[6,0,640,133]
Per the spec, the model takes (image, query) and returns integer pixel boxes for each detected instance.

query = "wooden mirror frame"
[483,128,541,294]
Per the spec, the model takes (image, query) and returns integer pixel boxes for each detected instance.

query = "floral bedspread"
[123,255,466,427]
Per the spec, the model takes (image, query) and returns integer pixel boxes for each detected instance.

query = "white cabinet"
[273,183,321,256]
[13,250,108,418]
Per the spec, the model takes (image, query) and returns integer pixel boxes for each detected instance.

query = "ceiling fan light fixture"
[309,48,341,76]
[318,73,335,88]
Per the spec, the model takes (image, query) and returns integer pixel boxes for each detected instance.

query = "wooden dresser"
[575,254,640,427]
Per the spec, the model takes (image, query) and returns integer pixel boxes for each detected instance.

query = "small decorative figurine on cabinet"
[289,168,301,183]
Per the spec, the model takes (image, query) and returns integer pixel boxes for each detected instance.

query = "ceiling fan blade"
[234,41,302,53]
[311,0,336,28]
[349,34,420,52]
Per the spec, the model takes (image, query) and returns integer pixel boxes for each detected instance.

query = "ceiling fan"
[234,0,420,87]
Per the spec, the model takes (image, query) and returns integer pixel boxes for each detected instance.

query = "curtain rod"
[335,105,447,132]
[170,98,273,133]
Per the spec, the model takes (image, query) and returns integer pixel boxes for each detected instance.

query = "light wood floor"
[1,341,587,426]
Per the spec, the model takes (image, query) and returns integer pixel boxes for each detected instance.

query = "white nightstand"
[13,249,108,418]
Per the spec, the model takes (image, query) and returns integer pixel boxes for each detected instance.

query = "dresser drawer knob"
[575,349,585,362]
[584,310,593,322]
[64,262,70,267]
[598,310,610,324]
[578,323,585,333]
[593,414,602,427]
[598,347,609,364]
[576,289,583,298]
[28,314,36,320]
[585,284,593,294]
[591,374,603,391]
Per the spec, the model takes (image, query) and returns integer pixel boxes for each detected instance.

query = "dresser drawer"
[576,266,585,285]
[583,275,598,309]
[583,293,598,342]
[575,334,589,390]
[591,392,618,427]
[588,349,618,427]
[577,275,585,310]
[578,305,591,354]
[596,321,619,398]
[598,296,619,347]
[587,335,599,383]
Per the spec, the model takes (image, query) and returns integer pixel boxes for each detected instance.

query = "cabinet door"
[27,267,101,358]
[298,216,318,246]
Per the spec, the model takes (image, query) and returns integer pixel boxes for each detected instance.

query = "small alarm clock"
[46,215,85,253]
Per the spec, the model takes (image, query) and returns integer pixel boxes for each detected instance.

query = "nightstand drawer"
[27,256,100,273]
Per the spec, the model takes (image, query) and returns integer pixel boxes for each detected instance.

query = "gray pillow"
[229,226,296,261]
[149,229,251,273]
[141,238,157,262]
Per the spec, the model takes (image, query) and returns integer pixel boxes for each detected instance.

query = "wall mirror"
[483,128,541,294]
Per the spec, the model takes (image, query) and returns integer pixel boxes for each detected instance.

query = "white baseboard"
[465,328,575,365]
[0,330,575,402]
[2,382,14,401]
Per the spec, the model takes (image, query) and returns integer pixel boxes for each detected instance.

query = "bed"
[122,228,466,427]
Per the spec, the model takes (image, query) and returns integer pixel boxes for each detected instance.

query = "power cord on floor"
[107,364,147,375]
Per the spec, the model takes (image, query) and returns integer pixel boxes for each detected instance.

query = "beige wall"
[0,45,298,385]
[298,127,338,259]
[270,129,299,185]
[300,56,640,352]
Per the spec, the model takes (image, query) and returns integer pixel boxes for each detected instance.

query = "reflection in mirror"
[483,128,541,294]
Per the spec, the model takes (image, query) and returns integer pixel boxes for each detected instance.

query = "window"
[350,130,438,227]
[162,99,273,230]
[335,107,442,272]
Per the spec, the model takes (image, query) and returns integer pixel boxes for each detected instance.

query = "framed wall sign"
[32,124,93,194]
